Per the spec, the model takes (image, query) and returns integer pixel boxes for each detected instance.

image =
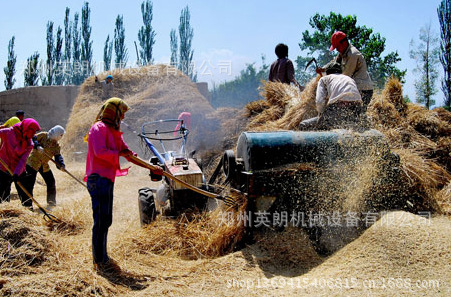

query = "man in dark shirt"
[269,43,301,89]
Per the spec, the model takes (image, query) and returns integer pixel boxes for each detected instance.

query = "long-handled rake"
[129,155,241,208]
[41,152,87,189]
[0,157,60,223]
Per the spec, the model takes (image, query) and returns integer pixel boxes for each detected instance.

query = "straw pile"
[241,76,451,214]
[62,64,223,160]
[44,198,88,235]
[367,78,451,212]
[269,211,451,296]
[435,181,451,214]
[0,204,56,276]
[129,191,247,260]
[0,192,120,296]
[245,78,318,131]
[251,227,324,276]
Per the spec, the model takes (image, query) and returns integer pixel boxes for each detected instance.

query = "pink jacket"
[0,119,40,176]
[85,121,133,183]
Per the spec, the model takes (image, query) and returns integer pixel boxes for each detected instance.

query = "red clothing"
[173,112,192,137]
[85,121,133,182]
[0,118,40,176]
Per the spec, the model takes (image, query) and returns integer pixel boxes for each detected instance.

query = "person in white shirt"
[300,62,363,130]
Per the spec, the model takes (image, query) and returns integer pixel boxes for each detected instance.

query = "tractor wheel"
[138,187,157,226]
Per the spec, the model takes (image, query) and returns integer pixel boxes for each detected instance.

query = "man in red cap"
[317,31,373,112]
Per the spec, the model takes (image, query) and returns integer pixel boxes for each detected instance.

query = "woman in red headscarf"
[0,118,40,208]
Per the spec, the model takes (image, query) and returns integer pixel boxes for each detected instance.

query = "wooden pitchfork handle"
[129,155,236,206]
[0,157,60,223]
[41,151,87,189]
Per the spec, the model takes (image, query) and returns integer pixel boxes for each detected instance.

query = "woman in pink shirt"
[86,97,162,273]
[0,118,41,208]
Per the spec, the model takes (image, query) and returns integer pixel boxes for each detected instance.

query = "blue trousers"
[87,174,114,264]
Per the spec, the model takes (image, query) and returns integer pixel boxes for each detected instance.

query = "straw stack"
[130,191,247,259]
[245,77,318,131]
[241,75,451,214]
[62,65,221,160]
[366,77,451,212]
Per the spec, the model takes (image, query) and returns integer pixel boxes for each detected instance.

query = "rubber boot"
[47,186,56,207]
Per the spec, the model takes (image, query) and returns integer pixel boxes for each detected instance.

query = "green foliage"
[72,12,83,85]
[24,52,40,86]
[81,1,93,79]
[403,94,412,103]
[437,0,451,108]
[296,12,406,88]
[64,7,72,85]
[170,29,178,67]
[54,26,64,85]
[4,36,16,90]
[409,23,440,109]
[211,58,269,108]
[138,0,156,65]
[178,6,195,81]
[114,14,128,67]
[45,21,54,86]
[103,35,113,71]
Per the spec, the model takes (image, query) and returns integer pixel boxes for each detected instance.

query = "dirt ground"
[1,161,450,297]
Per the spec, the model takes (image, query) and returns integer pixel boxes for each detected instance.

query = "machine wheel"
[222,150,236,180]
[138,187,157,226]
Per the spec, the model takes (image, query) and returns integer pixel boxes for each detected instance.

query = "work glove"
[32,136,41,150]
[151,166,164,176]
[56,162,65,171]
[55,154,65,171]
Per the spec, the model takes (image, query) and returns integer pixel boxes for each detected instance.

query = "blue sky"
[0,0,445,105]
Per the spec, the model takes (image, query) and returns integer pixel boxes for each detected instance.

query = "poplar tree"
[24,52,40,86]
[103,35,113,71]
[81,1,93,79]
[170,29,178,67]
[44,21,54,86]
[4,36,16,90]
[54,26,64,85]
[114,14,128,68]
[64,7,72,84]
[410,23,440,109]
[178,6,195,81]
[138,0,156,65]
[72,12,82,84]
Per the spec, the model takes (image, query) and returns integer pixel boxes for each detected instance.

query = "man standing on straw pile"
[300,62,363,130]
[269,43,302,90]
[85,97,163,274]
[95,75,114,100]
[18,125,66,209]
[0,119,41,209]
[317,31,373,112]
